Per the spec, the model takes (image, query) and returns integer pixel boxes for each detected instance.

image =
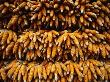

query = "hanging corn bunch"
[0,0,110,31]
[0,59,110,82]
[0,29,110,60]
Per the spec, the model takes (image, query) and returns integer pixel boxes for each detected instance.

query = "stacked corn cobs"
[0,0,110,82]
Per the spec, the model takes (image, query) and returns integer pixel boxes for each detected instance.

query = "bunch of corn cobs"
[0,0,110,82]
